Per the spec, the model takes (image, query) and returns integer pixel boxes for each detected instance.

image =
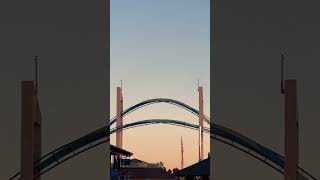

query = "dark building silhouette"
[110,145,133,180]
[171,158,210,180]
[120,167,177,180]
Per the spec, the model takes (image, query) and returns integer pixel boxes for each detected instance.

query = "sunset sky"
[110,0,210,170]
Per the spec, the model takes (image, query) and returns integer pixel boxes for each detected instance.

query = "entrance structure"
[11,89,316,180]
[115,86,206,162]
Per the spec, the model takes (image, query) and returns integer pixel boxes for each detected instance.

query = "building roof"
[130,158,147,164]
[171,158,210,176]
[110,145,133,156]
[120,167,175,179]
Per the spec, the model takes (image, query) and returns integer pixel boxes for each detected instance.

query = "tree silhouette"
[173,168,179,173]
[167,169,172,174]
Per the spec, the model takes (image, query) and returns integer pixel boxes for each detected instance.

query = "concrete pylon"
[116,87,123,148]
[34,97,42,180]
[21,81,42,180]
[198,86,204,161]
[284,80,299,180]
[181,136,184,169]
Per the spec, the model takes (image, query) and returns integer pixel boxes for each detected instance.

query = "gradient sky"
[3,0,318,179]
[110,0,210,170]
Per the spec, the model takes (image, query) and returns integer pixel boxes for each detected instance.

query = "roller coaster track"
[9,100,317,180]
[109,98,211,126]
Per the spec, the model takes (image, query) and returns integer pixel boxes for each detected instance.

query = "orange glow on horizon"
[110,101,210,170]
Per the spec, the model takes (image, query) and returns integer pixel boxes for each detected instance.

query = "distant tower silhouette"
[116,84,123,149]
[181,136,184,169]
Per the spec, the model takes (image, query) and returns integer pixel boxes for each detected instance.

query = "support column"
[34,98,42,180]
[120,88,123,148]
[21,81,35,180]
[284,80,299,180]
[116,87,123,148]
[181,136,184,169]
[198,86,204,161]
[21,81,42,180]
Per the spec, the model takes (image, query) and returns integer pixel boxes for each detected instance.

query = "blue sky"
[110,0,210,170]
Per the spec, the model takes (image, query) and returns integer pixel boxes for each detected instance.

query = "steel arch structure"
[109,98,210,126]
[9,100,317,180]
[10,120,317,180]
